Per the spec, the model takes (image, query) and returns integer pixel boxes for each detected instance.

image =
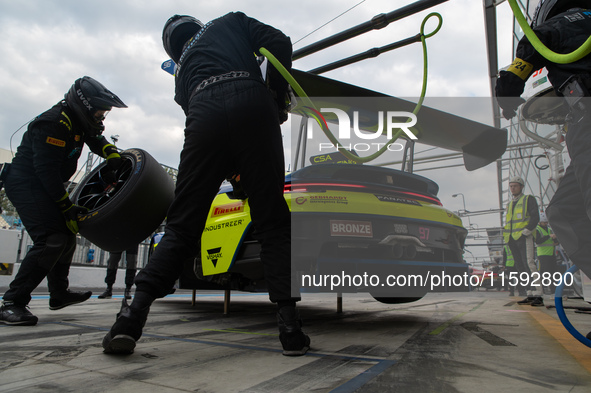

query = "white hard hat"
[509,176,525,186]
[539,212,548,222]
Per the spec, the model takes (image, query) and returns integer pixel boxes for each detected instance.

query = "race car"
[177,161,469,304]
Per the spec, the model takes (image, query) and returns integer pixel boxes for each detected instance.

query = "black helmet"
[162,14,204,63]
[64,76,127,136]
[532,0,591,27]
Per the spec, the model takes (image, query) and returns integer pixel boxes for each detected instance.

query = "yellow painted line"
[529,309,591,374]
[429,300,486,335]
[204,328,278,337]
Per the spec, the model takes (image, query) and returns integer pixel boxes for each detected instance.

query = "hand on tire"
[101,168,118,186]
[63,205,89,234]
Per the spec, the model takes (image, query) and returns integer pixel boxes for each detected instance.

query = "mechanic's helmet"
[64,76,127,136]
[532,0,591,27]
[539,212,548,222]
[162,15,204,64]
[509,176,525,186]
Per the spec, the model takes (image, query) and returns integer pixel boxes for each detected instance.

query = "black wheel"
[71,148,175,252]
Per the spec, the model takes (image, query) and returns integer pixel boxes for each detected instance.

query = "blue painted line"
[329,359,397,393]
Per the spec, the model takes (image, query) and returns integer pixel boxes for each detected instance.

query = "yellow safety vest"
[536,225,555,256]
[504,245,515,267]
[503,194,530,242]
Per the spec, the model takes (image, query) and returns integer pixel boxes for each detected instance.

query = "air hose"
[260,12,443,164]
[507,0,591,64]
[554,265,591,347]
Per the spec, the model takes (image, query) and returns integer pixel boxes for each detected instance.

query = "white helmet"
[539,212,548,222]
[509,176,525,186]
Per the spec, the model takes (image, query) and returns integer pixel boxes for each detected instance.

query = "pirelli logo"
[211,202,245,217]
[46,137,66,147]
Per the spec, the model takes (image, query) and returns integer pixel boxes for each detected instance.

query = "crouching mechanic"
[102,12,310,356]
[0,76,127,326]
[495,1,591,301]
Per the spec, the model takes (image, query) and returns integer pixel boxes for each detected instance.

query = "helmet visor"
[93,109,110,123]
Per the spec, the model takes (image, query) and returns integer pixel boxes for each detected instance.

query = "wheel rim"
[76,157,134,212]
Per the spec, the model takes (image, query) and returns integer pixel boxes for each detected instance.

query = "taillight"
[284,182,441,205]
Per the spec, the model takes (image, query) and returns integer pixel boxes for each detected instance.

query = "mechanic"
[502,177,542,306]
[495,0,591,288]
[0,76,127,326]
[102,12,310,356]
[97,244,140,300]
[535,212,560,293]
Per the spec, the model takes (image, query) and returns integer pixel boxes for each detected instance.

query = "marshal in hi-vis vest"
[503,194,532,242]
[536,225,555,256]
[504,245,515,267]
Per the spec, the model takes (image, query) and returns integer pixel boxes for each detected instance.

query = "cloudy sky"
[0,0,516,261]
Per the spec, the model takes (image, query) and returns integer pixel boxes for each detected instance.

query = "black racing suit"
[134,12,296,303]
[3,101,116,306]
[496,9,591,279]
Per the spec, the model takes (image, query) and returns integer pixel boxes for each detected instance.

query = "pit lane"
[1,290,590,392]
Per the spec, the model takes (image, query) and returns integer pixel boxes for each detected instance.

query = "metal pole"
[292,0,449,60]
[308,35,421,74]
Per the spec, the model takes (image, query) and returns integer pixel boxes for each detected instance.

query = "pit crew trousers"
[2,170,76,306]
[507,235,542,296]
[104,245,139,288]
[547,113,591,279]
[134,79,296,303]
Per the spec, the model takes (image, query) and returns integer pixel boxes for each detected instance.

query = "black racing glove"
[497,97,526,120]
[56,194,89,234]
[495,71,526,120]
[102,153,122,185]
[101,145,122,185]
[227,174,247,200]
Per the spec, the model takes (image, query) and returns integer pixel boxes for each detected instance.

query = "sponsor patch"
[330,220,373,238]
[375,194,420,206]
[206,247,222,267]
[211,202,245,217]
[203,219,244,232]
[46,137,66,147]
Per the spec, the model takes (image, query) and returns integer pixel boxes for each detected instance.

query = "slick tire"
[71,148,175,252]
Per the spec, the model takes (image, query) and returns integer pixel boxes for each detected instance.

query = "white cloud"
[0,0,513,259]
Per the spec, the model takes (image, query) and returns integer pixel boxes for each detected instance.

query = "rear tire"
[71,148,175,252]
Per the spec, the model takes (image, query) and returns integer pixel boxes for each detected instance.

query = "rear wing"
[291,69,507,171]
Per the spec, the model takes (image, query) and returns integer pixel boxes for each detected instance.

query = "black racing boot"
[277,306,310,356]
[98,286,113,299]
[0,301,38,326]
[530,296,544,307]
[124,287,132,300]
[49,290,92,310]
[102,293,152,354]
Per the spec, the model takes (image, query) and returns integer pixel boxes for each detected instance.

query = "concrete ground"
[1,289,591,392]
